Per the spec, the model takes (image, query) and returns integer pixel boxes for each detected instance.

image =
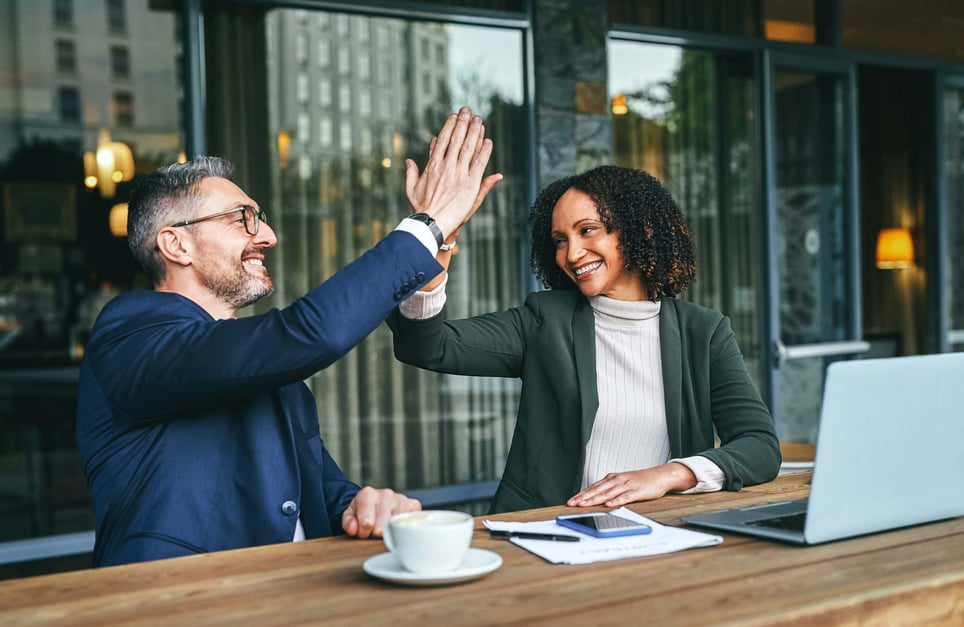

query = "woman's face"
[550,188,647,301]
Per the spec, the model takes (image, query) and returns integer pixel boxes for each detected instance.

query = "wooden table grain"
[1,473,962,626]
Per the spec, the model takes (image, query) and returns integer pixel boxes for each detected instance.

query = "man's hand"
[342,486,421,539]
[405,106,503,240]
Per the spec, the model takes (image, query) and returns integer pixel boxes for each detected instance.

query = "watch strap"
[406,213,444,248]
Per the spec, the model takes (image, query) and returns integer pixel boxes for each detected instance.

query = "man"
[77,107,502,566]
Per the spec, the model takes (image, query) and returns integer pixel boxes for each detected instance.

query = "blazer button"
[415,272,426,282]
[408,277,419,288]
[281,500,298,516]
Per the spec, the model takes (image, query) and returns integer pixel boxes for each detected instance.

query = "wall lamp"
[84,128,134,198]
[875,228,914,270]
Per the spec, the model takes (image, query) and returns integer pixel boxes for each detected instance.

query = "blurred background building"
[1,0,962,576]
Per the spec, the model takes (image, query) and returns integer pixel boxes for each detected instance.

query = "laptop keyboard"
[748,511,807,531]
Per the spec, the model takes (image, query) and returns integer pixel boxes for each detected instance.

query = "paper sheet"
[483,507,722,565]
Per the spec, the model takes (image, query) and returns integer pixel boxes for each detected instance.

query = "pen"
[489,530,581,542]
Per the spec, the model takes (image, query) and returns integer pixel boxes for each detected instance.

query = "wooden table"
[1,473,962,626]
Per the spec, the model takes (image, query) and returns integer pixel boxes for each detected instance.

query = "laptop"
[681,352,964,545]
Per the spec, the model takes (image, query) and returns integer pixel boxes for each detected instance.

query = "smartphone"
[556,512,653,538]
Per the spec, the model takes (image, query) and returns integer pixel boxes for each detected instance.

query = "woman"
[389,165,780,513]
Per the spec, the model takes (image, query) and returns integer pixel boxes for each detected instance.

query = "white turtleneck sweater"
[400,279,724,494]
[583,295,722,491]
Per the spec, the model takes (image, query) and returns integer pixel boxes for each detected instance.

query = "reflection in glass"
[608,41,763,387]
[261,10,526,499]
[609,0,760,37]
[0,1,184,543]
[763,0,815,43]
[843,0,964,63]
[773,70,849,441]
[944,88,964,350]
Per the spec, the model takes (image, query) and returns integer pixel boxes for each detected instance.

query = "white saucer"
[363,548,502,586]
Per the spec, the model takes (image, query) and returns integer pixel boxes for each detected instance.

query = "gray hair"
[127,156,235,285]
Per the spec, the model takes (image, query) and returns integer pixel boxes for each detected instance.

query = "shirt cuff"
[398,274,447,319]
[669,456,725,493]
[394,217,439,256]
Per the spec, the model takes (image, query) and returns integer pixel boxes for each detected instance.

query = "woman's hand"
[567,463,697,508]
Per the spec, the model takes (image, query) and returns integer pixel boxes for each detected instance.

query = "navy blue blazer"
[77,231,441,566]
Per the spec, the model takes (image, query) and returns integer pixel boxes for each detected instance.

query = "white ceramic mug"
[383,510,474,573]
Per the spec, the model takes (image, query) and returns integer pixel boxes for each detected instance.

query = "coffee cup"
[383,510,474,573]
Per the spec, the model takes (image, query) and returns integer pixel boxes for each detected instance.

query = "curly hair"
[528,165,696,300]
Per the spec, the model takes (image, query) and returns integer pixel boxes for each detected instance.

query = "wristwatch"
[406,213,444,248]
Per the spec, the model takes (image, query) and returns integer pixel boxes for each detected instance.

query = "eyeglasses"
[171,205,268,236]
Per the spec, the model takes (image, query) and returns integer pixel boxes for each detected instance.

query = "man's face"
[188,177,278,310]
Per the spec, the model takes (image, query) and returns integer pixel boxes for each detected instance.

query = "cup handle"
[383,525,395,553]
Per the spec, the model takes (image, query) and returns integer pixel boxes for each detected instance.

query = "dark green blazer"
[388,290,781,513]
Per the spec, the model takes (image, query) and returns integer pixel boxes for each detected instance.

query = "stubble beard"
[197,253,275,310]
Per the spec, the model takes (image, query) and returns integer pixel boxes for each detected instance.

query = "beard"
[195,243,274,310]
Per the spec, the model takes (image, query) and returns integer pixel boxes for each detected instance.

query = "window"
[56,40,76,75]
[106,0,127,34]
[339,120,352,151]
[318,77,332,107]
[297,112,311,142]
[113,91,134,126]
[317,40,330,67]
[0,0,183,555]
[255,9,527,502]
[339,83,351,113]
[609,39,763,387]
[296,33,308,64]
[359,87,372,118]
[338,48,350,75]
[53,0,73,28]
[297,73,310,104]
[358,51,370,81]
[58,86,81,122]
[110,46,130,80]
[319,117,333,146]
[608,0,760,37]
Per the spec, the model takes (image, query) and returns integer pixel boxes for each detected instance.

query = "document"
[484,507,722,565]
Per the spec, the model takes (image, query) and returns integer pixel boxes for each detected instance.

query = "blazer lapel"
[571,296,598,446]
[660,298,683,456]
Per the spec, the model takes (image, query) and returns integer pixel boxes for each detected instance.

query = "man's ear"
[156,227,193,267]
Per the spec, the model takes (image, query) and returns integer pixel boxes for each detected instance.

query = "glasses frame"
[171,205,267,236]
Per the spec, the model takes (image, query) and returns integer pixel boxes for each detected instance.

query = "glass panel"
[609,41,764,387]
[763,0,815,44]
[773,70,849,441]
[0,3,184,542]
[259,9,526,500]
[858,67,929,357]
[608,0,761,38]
[398,0,525,11]
[944,88,964,350]
[843,0,964,63]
